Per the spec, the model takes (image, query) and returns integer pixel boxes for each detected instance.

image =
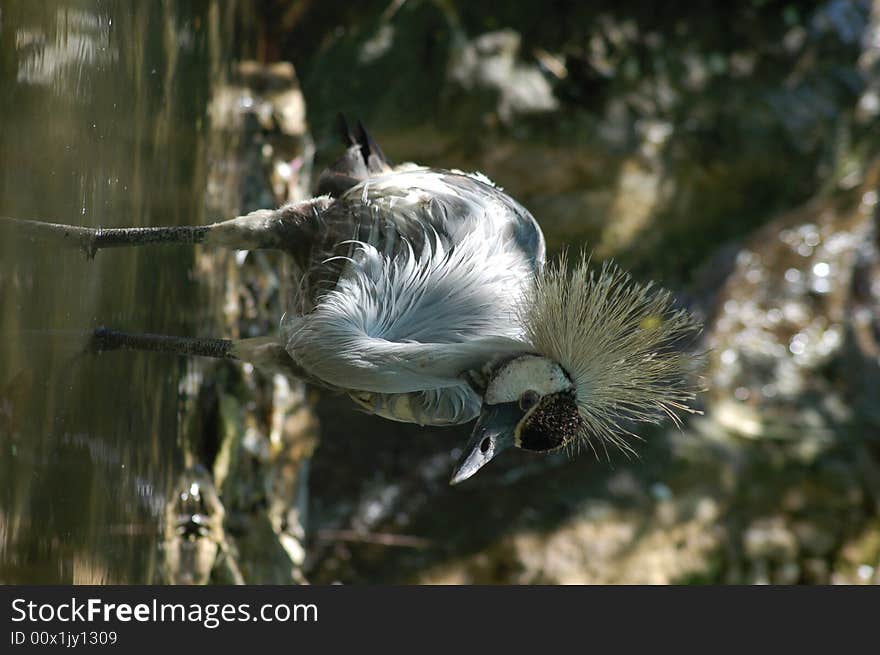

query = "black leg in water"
[88,328,236,359]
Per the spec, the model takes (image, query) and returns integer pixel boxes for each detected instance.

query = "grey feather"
[282,169,542,411]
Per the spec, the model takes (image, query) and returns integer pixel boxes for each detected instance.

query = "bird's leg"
[0,217,207,257]
[87,328,320,384]
[0,197,331,258]
[88,327,237,359]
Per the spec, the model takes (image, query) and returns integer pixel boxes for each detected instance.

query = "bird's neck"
[288,330,531,393]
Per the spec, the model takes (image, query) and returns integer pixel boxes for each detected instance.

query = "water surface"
[0,1,239,583]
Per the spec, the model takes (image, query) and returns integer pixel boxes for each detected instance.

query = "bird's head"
[450,354,582,484]
[451,254,702,484]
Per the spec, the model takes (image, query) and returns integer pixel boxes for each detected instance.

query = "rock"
[702,166,880,443]
[743,517,798,561]
[170,59,319,584]
[446,29,559,125]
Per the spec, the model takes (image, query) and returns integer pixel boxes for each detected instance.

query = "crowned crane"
[1,118,701,483]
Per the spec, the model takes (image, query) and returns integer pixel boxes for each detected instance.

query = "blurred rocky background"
[1,0,878,584]
[263,0,880,584]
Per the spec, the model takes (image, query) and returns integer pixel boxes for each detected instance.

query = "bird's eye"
[519,389,540,411]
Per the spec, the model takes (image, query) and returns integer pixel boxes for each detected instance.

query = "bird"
[0,116,702,484]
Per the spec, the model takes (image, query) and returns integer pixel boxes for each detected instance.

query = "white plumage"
[282,168,544,425]
[274,158,700,484]
[4,124,701,483]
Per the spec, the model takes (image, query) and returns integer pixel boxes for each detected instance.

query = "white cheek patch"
[485,355,572,404]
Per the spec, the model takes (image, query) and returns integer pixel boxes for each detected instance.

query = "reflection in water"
[15,7,119,93]
[161,465,242,585]
[0,2,240,583]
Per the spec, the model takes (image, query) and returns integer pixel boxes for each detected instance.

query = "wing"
[295,168,546,311]
[281,168,544,422]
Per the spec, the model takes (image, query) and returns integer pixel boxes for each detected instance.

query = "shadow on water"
[0,1,240,583]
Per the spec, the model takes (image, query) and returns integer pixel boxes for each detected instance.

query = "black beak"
[450,403,520,485]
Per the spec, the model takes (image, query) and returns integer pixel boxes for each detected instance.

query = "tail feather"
[317,113,393,197]
[336,112,357,148]
[354,119,391,171]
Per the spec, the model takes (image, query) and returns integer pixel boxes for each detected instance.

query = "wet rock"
[208,60,313,210]
[161,466,242,585]
[174,59,320,584]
